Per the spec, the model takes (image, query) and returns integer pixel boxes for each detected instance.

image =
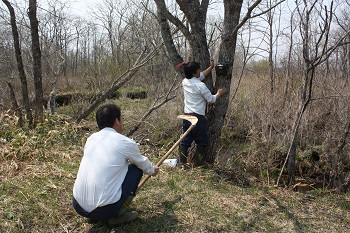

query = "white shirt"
[73,127,154,212]
[182,72,216,116]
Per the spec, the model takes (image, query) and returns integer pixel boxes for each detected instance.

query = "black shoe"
[108,211,139,226]
[178,145,189,164]
[86,218,99,224]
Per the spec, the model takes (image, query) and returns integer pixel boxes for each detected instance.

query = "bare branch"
[154,0,192,40]
[230,0,287,39]
[251,0,287,19]
[126,78,179,137]
[75,42,164,123]
[231,0,263,36]
[313,29,350,67]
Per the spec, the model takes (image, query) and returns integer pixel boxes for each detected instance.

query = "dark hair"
[184,62,200,79]
[96,104,121,130]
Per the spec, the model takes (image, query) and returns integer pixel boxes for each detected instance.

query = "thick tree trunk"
[2,0,33,126]
[206,0,243,163]
[155,4,183,68]
[28,0,44,125]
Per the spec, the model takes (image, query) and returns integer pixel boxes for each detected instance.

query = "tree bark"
[347,35,350,84]
[2,0,33,126]
[28,0,44,125]
[154,2,184,68]
[206,0,244,163]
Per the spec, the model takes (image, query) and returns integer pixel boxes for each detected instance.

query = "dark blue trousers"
[180,113,209,147]
[72,164,143,220]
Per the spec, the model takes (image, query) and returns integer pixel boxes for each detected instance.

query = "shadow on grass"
[239,191,306,233]
[86,199,179,232]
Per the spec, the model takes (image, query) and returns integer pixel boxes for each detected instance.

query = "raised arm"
[202,59,214,77]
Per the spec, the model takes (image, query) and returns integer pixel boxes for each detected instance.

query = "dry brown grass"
[223,71,350,188]
[1,67,349,232]
[1,101,350,232]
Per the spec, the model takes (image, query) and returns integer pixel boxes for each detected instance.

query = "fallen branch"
[126,78,179,137]
[75,43,164,124]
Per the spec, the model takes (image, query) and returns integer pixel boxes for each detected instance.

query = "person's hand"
[202,59,215,77]
[152,166,160,176]
[216,87,226,98]
[210,59,214,69]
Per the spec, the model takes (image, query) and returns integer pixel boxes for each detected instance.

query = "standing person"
[178,60,226,167]
[72,104,159,226]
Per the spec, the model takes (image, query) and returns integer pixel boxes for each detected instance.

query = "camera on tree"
[215,62,228,77]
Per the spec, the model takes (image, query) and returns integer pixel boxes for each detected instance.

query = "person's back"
[178,60,226,166]
[182,72,216,116]
[73,128,131,212]
[72,104,159,225]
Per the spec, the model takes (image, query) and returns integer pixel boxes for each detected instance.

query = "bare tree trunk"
[277,101,308,186]
[208,0,268,163]
[282,0,315,184]
[28,0,44,125]
[267,6,275,94]
[206,0,247,164]
[6,81,23,127]
[283,10,296,102]
[347,35,350,85]
[2,0,33,126]
[75,26,80,76]
[47,56,65,115]
[154,2,183,69]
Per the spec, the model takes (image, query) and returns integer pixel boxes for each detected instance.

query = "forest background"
[0,0,349,232]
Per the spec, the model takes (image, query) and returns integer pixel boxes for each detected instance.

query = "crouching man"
[72,104,159,226]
